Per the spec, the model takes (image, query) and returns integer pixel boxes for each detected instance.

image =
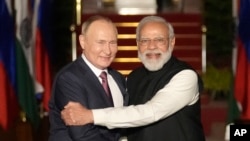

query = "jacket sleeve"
[49,71,93,140]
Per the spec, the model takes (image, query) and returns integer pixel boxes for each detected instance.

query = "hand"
[61,101,93,126]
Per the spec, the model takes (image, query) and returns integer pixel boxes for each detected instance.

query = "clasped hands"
[61,101,94,126]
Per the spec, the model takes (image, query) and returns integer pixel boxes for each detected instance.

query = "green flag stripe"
[15,40,40,128]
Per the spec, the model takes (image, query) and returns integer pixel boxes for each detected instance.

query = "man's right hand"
[61,101,94,126]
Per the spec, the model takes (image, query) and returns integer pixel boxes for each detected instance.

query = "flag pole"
[232,0,238,75]
[71,0,81,61]
[76,0,82,26]
[201,25,207,73]
[71,25,77,61]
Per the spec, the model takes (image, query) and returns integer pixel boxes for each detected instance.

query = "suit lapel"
[76,58,114,107]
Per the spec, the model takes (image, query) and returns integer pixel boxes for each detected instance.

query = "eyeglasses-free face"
[79,20,118,70]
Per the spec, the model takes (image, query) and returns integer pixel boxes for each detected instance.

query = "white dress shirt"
[81,54,124,107]
[92,69,200,129]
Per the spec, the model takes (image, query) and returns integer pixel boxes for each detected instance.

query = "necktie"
[99,71,112,98]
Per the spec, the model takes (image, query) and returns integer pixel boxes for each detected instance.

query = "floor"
[206,122,227,141]
[202,95,228,141]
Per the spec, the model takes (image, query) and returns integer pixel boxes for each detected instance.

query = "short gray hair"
[81,15,117,35]
[136,16,175,40]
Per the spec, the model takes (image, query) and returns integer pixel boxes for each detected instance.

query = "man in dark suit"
[48,15,129,141]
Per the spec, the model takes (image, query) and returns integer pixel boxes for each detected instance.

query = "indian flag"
[15,0,41,128]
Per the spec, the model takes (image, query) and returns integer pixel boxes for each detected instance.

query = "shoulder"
[127,66,146,78]
[174,69,203,92]
[55,58,88,82]
[174,69,198,81]
[108,68,125,79]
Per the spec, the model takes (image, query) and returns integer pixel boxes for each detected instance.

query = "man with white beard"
[61,16,205,141]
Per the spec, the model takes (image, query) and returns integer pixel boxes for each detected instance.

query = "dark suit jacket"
[49,57,129,141]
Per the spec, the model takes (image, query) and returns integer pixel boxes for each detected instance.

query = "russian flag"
[34,0,53,112]
[234,0,250,120]
[0,0,19,130]
[225,0,250,139]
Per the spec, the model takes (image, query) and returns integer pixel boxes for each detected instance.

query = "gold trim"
[117,34,200,39]
[118,70,132,75]
[114,58,140,62]
[115,22,138,27]
[76,0,81,25]
[103,0,114,3]
[118,46,201,50]
[118,46,137,50]
[202,25,207,33]
[118,34,136,39]
[115,22,200,27]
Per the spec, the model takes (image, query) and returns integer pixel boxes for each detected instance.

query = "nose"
[147,40,157,50]
[103,43,112,54]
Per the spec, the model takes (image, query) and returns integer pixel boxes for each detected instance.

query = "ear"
[170,37,175,46]
[79,35,85,50]
[170,37,175,50]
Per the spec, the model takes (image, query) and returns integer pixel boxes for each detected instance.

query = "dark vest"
[126,57,205,141]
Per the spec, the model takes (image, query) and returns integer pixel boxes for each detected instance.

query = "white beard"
[138,47,172,71]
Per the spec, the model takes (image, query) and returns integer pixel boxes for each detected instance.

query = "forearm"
[93,104,156,129]
[92,95,191,129]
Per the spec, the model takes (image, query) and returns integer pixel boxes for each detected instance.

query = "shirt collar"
[81,54,108,77]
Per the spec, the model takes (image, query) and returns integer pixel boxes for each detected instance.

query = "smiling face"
[79,19,118,70]
[137,21,175,71]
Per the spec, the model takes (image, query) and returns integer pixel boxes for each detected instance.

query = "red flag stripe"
[0,62,8,130]
[35,28,52,112]
[0,62,19,130]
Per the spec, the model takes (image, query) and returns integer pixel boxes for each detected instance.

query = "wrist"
[89,110,94,123]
